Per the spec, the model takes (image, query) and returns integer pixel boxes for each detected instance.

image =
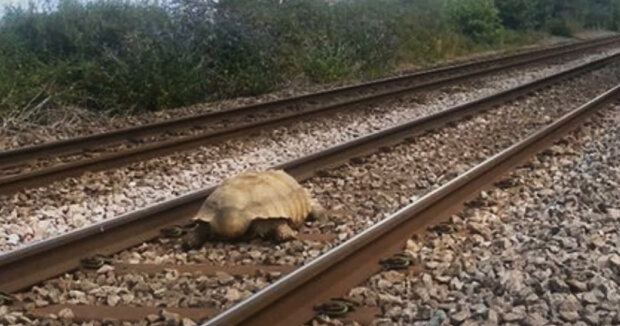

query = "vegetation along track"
[1,49,620,324]
[0,35,618,195]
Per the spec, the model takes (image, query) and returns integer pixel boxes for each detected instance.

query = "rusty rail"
[0,36,618,194]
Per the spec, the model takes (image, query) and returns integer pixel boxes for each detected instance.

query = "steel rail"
[203,84,620,326]
[0,52,618,294]
[0,36,618,195]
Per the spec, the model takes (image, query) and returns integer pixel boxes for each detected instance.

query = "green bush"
[546,18,574,37]
[612,0,620,30]
[495,0,538,30]
[206,17,279,97]
[449,0,504,44]
[240,0,397,82]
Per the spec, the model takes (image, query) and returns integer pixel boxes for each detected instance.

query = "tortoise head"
[182,221,212,251]
[213,207,251,239]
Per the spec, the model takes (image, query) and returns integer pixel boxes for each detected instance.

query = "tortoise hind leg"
[273,221,297,242]
[249,218,297,242]
[182,221,212,250]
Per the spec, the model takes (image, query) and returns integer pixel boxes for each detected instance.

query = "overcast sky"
[1,0,25,6]
[1,0,42,8]
[0,0,173,16]
[0,0,52,15]
[0,0,85,16]
[0,0,166,14]
[1,0,57,6]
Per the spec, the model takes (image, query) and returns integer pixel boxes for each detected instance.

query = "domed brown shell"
[193,170,313,239]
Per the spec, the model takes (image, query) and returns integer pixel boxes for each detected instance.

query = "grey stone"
[548,278,570,293]
[415,306,432,320]
[471,303,488,317]
[485,309,499,326]
[451,309,470,323]
[567,279,588,292]
[522,312,548,326]
[502,306,526,322]
[428,310,447,326]
[582,291,600,305]
[609,254,620,271]
[558,298,582,322]
[582,310,600,325]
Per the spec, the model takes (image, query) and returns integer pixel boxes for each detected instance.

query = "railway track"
[0,35,619,195]
[205,87,620,326]
[1,47,620,325]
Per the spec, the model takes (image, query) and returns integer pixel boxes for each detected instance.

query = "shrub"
[612,0,620,30]
[246,0,397,82]
[495,0,538,30]
[206,16,279,97]
[449,0,504,44]
[388,0,465,63]
[546,18,574,37]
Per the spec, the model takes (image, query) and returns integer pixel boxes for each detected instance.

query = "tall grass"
[0,0,616,117]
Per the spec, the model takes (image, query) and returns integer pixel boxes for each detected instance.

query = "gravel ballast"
[333,104,620,326]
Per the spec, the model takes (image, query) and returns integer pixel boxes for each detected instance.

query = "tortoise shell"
[193,170,313,239]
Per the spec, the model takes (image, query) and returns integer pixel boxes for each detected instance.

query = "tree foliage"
[495,0,620,32]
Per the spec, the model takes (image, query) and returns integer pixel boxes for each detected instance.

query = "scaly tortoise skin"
[183,170,322,249]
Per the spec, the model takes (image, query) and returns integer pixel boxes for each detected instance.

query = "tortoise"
[183,170,324,249]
